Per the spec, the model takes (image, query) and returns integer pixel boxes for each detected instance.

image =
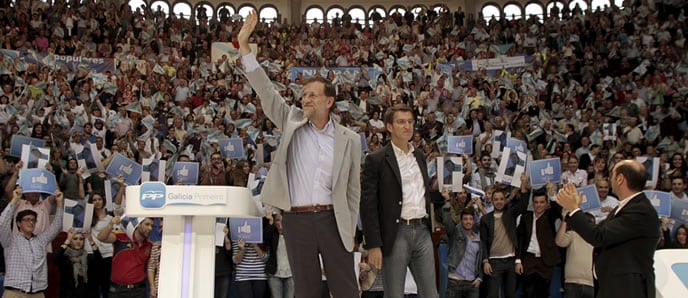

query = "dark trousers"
[214,274,231,298]
[109,285,145,298]
[523,273,550,298]
[486,258,516,298]
[564,283,594,298]
[282,211,358,298]
[447,279,479,298]
[88,257,111,298]
[235,280,267,298]
[361,291,384,298]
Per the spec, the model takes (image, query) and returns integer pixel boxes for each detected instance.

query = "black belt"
[4,287,44,294]
[399,218,426,225]
[448,279,474,286]
[287,204,334,213]
[111,281,145,289]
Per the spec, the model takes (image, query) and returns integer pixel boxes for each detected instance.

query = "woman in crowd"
[56,228,101,298]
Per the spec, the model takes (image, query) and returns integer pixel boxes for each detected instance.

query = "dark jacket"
[55,246,102,298]
[516,202,562,268]
[360,143,435,255]
[567,193,659,298]
[479,191,529,262]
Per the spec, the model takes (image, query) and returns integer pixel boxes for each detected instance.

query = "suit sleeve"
[360,153,382,249]
[243,55,290,129]
[479,216,490,262]
[567,199,659,248]
[516,215,526,261]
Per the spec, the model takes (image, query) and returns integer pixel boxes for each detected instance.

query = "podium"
[126,182,261,298]
[654,249,688,297]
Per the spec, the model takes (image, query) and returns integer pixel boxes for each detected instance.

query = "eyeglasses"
[21,218,37,223]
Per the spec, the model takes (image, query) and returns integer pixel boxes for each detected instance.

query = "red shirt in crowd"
[111,231,152,285]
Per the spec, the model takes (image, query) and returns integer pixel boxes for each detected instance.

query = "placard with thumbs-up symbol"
[220,138,245,159]
[529,157,561,187]
[228,217,263,243]
[105,153,143,186]
[447,135,473,155]
[172,162,199,185]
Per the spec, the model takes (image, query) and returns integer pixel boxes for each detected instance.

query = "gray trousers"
[382,223,439,298]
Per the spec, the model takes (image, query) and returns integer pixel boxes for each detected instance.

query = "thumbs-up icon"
[458,139,466,149]
[225,142,234,152]
[120,164,133,175]
[541,163,554,175]
[32,172,48,184]
[178,165,189,176]
[238,220,251,234]
[516,144,524,152]
[580,194,588,203]
[650,195,661,207]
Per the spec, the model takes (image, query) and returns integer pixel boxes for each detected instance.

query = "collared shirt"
[615,192,643,215]
[452,231,480,281]
[0,204,64,293]
[391,142,427,220]
[526,213,542,257]
[591,196,619,223]
[287,120,335,207]
[111,231,153,284]
[14,199,53,253]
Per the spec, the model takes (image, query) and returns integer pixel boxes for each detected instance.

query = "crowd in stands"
[1,0,688,297]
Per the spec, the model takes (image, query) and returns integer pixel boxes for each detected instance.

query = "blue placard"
[672,263,688,289]
[10,135,46,157]
[219,138,245,159]
[506,137,527,153]
[360,133,368,153]
[105,153,142,186]
[229,217,263,243]
[172,162,199,185]
[644,191,672,217]
[18,168,57,194]
[447,135,473,155]
[578,185,601,212]
[528,158,561,187]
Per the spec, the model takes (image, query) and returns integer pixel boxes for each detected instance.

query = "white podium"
[126,182,261,298]
[654,249,688,297]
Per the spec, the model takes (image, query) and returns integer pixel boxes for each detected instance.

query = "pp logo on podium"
[140,182,167,208]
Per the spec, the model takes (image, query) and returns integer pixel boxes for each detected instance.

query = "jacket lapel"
[331,124,349,190]
[384,144,402,187]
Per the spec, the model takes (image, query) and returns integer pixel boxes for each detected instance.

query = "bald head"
[611,159,648,193]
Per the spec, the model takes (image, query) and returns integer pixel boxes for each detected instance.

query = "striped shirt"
[0,204,64,293]
[231,241,268,281]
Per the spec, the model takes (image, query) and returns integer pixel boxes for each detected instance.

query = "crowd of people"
[1,0,688,297]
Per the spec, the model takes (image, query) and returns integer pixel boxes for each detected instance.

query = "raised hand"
[237,10,258,55]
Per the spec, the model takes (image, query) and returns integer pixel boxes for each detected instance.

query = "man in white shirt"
[590,179,619,223]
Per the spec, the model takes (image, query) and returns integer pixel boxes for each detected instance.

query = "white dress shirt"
[392,142,427,220]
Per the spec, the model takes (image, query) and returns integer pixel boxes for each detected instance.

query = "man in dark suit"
[480,175,529,298]
[516,187,562,298]
[557,159,659,298]
[361,104,439,298]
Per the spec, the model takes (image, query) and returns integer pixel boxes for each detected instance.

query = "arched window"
[148,0,169,16]
[503,4,522,20]
[196,3,214,21]
[432,5,446,14]
[411,6,424,18]
[173,2,192,19]
[237,6,254,19]
[545,1,564,19]
[326,7,344,23]
[568,0,588,12]
[591,0,610,11]
[348,8,366,25]
[259,7,278,23]
[481,4,501,22]
[614,0,626,8]
[217,4,235,20]
[305,7,324,24]
[390,7,407,16]
[368,7,386,25]
[524,3,544,22]
[128,0,146,11]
